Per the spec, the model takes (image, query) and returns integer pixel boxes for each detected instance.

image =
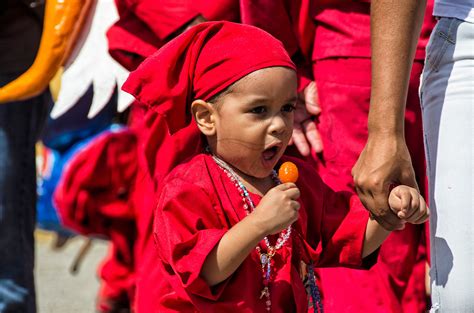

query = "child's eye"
[282,103,296,113]
[250,106,267,114]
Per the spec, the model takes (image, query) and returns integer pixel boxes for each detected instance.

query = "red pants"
[311,58,428,312]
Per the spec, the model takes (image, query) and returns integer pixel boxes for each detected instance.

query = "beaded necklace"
[211,154,291,311]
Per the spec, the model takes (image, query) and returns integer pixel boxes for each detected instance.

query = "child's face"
[210,67,297,178]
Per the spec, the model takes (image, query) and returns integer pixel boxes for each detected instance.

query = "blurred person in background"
[0,1,49,312]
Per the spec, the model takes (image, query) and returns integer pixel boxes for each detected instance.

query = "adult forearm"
[369,0,426,135]
[201,214,267,286]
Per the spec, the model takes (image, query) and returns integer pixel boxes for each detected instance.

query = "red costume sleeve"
[154,177,228,300]
[316,184,373,268]
[290,158,374,268]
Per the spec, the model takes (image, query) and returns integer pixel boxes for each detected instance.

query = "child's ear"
[191,99,217,136]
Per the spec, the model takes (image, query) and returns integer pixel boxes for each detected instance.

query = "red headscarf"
[122,21,295,183]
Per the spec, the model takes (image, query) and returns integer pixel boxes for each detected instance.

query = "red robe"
[141,153,376,312]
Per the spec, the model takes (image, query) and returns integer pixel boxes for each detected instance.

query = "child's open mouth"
[262,145,280,161]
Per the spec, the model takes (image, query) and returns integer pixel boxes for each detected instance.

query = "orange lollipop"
[278,161,299,183]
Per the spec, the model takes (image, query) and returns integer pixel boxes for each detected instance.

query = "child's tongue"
[262,147,277,161]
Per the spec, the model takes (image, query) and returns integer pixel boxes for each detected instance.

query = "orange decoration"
[278,161,299,183]
[0,0,93,103]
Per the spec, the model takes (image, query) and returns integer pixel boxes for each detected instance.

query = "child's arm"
[201,183,300,286]
[363,219,392,258]
[362,185,429,258]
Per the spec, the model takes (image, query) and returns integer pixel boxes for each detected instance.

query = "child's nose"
[269,115,287,135]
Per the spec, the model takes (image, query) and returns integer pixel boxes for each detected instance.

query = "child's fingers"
[411,190,420,212]
[274,183,300,200]
[397,210,406,219]
[291,200,301,211]
[397,190,412,218]
[388,187,402,213]
[413,197,429,224]
[403,191,421,221]
[286,187,301,200]
[275,183,297,190]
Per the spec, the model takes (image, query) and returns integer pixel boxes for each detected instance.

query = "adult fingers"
[302,119,323,153]
[291,125,310,156]
[304,81,321,116]
[400,166,420,192]
[294,100,311,123]
[358,189,404,231]
[372,191,406,230]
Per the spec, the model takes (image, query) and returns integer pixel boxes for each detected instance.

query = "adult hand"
[291,81,323,156]
[352,133,418,231]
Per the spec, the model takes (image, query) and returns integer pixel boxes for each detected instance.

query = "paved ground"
[35,230,109,313]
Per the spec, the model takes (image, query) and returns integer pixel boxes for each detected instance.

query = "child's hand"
[251,183,300,235]
[388,185,429,224]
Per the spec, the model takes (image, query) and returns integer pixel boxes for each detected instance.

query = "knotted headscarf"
[122,21,295,183]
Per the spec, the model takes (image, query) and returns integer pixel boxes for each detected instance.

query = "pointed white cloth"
[50,0,134,119]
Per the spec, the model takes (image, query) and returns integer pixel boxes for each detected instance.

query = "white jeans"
[420,17,474,313]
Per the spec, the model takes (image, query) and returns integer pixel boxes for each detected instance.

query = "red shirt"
[143,153,374,312]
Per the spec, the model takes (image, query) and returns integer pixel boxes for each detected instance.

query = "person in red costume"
[122,21,428,312]
[291,1,436,312]
[53,117,144,312]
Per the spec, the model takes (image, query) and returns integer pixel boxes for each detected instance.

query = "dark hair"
[206,84,234,107]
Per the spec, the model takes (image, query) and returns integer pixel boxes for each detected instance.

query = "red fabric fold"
[54,129,138,237]
[240,0,314,59]
[240,0,315,89]
[107,14,163,72]
[118,0,199,41]
[311,0,436,60]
